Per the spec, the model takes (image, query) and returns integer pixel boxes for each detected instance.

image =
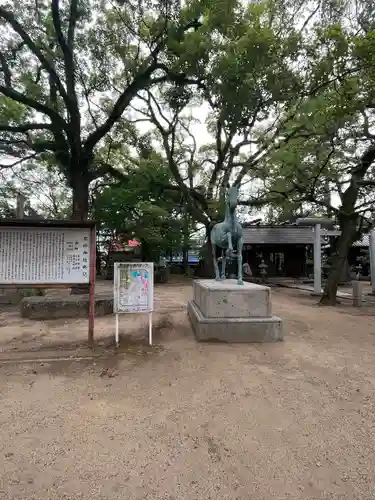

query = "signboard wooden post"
[113,262,154,346]
[0,219,97,343]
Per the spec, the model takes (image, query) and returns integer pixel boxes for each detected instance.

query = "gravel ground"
[1,283,375,499]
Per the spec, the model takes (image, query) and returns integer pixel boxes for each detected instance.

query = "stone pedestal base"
[188,279,284,343]
[188,300,283,342]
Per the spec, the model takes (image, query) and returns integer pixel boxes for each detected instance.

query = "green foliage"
[0,0,217,218]
[1,0,375,251]
[0,185,15,218]
[93,155,189,256]
[0,96,29,123]
[132,0,364,227]
[258,14,375,219]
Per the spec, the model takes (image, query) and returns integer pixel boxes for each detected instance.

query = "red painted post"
[88,225,96,344]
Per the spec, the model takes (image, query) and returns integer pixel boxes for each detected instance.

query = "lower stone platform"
[187,279,284,343]
[20,294,113,320]
[188,300,283,342]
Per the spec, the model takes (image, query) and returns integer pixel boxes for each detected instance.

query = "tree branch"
[51,0,80,134]
[83,64,159,154]
[361,110,375,140]
[67,0,78,49]
[207,116,235,199]
[0,152,38,170]
[234,120,307,185]
[0,51,11,86]
[0,6,69,104]
[0,123,53,132]
[45,53,71,169]
[309,141,336,196]
[0,85,67,130]
[180,118,197,189]
[83,17,204,154]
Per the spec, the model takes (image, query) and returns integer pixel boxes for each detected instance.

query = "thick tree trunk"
[71,171,89,221]
[70,168,90,294]
[320,217,357,305]
[196,225,214,278]
[96,246,102,276]
[320,144,375,304]
[182,210,189,275]
[182,246,189,275]
[140,239,158,262]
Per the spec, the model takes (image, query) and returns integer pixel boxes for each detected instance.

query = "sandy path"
[1,284,375,499]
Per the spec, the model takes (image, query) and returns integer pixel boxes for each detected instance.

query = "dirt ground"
[1,281,375,500]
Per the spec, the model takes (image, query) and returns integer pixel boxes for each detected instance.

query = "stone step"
[187,300,283,343]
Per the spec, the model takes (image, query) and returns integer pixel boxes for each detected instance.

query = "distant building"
[105,237,141,279]
[240,225,369,278]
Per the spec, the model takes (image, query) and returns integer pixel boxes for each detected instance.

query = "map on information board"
[114,262,154,313]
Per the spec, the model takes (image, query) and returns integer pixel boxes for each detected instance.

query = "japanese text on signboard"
[0,227,91,284]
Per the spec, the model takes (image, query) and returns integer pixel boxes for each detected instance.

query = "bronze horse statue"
[210,185,244,285]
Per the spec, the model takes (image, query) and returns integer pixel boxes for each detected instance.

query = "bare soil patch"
[1,282,375,499]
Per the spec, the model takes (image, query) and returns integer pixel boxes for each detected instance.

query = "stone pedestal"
[20,294,113,319]
[187,279,284,343]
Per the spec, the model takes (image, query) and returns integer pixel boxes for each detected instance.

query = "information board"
[0,226,92,284]
[114,262,154,313]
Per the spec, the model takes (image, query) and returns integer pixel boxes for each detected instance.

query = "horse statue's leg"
[220,231,233,280]
[221,251,227,280]
[225,231,233,257]
[212,244,220,281]
[237,237,244,285]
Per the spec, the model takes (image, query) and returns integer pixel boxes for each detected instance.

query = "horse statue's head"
[226,185,239,211]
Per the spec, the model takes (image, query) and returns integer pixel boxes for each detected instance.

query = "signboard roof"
[0,218,96,229]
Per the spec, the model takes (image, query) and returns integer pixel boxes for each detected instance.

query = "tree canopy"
[0,0,209,218]
[251,0,375,302]
[1,0,375,303]
[92,149,190,260]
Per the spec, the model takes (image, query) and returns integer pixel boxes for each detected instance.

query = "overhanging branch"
[0,152,38,170]
[0,123,53,132]
[0,85,67,130]
[0,6,69,105]
[83,64,159,154]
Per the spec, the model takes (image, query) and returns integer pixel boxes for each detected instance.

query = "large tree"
[253,1,375,304]
[131,0,359,227]
[130,0,375,295]
[0,0,207,220]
